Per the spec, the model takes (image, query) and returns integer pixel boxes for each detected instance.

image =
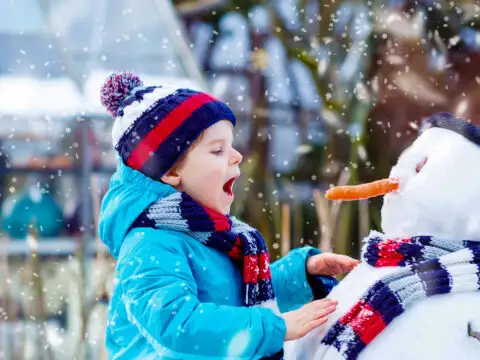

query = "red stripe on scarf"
[339,300,363,325]
[228,236,243,260]
[376,237,411,267]
[339,301,387,345]
[127,93,216,170]
[203,207,231,232]
[258,252,272,281]
[244,255,259,283]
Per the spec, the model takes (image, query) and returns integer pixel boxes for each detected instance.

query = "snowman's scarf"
[320,231,480,360]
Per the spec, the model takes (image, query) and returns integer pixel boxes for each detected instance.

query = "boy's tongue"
[223,178,235,195]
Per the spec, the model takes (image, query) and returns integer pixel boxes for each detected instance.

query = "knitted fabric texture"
[130,191,283,360]
[421,112,480,147]
[100,72,236,181]
[319,230,480,360]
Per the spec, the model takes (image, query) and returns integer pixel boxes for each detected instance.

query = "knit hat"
[100,71,236,180]
[421,112,480,145]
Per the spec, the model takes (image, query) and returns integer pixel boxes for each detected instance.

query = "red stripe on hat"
[258,252,272,281]
[376,237,411,267]
[127,92,216,170]
[244,255,259,283]
[349,302,387,345]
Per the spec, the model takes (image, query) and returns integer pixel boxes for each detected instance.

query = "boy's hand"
[306,253,360,276]
[282,298,338,341]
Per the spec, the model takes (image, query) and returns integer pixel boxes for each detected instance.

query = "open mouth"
[223,177,237,196]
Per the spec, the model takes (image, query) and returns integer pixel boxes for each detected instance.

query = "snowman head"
[381,112,480,238]
[328,112,480,239]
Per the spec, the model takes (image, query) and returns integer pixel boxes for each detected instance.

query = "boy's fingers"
[314,304,336,320]
[305,300,336,318]
[303,299,337,317]
[313,301,336,313]
[349,259,361,267]
[309,298,335,310]
[337,258,359,273]
[307,316,328,331]
[318,298,338,305]
[339,255,359,265]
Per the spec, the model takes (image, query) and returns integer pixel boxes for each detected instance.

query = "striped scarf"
[320,230,480,360]
[130,191,283,360]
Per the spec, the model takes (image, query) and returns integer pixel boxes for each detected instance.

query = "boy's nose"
[230,148,243,165]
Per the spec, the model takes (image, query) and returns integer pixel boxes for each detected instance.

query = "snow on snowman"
[285,112,480,360]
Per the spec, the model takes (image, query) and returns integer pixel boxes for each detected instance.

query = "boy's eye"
[212,149,224,155]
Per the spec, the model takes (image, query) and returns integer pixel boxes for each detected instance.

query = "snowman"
[285,112,480,359]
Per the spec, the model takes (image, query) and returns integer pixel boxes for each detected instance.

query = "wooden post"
[312,189,333,253]
[281,204,291,256]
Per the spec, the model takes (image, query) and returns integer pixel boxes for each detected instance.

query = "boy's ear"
[161,171,181,187]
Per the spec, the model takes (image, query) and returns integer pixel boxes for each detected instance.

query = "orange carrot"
[325,178,399,201]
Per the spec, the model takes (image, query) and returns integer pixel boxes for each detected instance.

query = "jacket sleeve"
[270,246,322,313]
[118,230,286,359]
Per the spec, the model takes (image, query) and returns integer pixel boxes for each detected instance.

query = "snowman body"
[285,119,480,359]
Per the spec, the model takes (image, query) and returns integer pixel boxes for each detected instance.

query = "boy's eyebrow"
[207,139,227,145]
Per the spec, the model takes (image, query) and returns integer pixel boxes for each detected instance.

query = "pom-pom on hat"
[100,71,236,180]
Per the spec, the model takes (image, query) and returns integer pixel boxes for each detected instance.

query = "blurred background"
[1,0,480,358]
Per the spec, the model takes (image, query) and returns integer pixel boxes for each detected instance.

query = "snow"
[227,330,251,357]
[0,75,83,117]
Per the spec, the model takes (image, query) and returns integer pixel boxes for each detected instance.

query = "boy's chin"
[222,204,232,215]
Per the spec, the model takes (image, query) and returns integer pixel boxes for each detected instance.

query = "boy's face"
[174,120,242,215]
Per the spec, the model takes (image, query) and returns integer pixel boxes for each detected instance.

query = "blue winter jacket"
[99,161,321,359]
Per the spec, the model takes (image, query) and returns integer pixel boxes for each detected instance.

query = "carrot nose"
[325,178,399,201]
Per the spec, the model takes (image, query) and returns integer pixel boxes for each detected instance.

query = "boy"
[98,72,359,359]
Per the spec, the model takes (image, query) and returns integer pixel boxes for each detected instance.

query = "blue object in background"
[210,12,250,70]
[289,59,322,110]
[2,186,64,239]
[459,27,480,52]
[273,0,301,32]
